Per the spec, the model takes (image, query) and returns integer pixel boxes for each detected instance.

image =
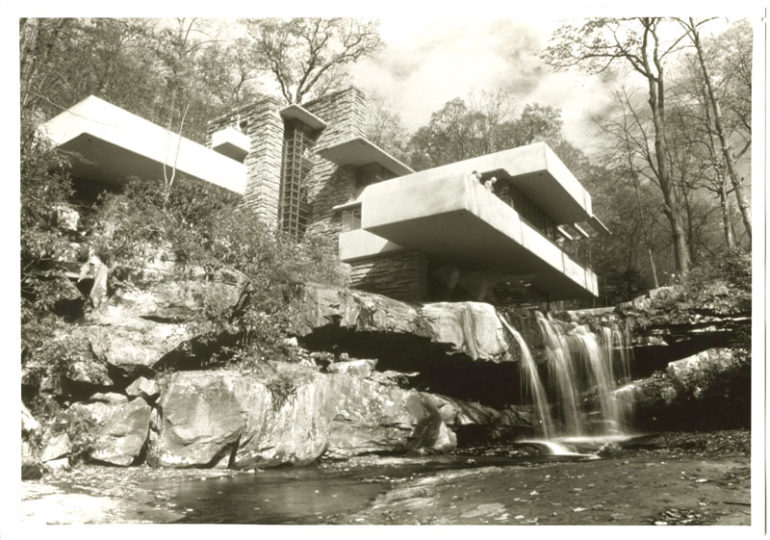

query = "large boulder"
[324,375,433,459]
[90,397,152,466]
[149,372,249,467]
[235,376,338,468]
[666,348,744,397]
[419,302,511,361]
[148,365,503,469]
[88,324,194,377]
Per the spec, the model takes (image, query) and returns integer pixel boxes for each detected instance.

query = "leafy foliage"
[20,118,75,322]
[407,96,568,171]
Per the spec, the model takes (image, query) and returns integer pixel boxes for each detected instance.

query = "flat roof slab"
[318,137,414,177]
[375,142,594,226]
[40,96,246,193]
[280,104,327,130]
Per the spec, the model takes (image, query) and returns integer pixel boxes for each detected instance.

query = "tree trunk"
[719,177,736,249]
[626,138,660,288]
[648,75,690,275]
[689,18,751,240]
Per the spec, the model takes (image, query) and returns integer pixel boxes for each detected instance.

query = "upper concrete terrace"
[342,143,603,298]
[38,95,247,194]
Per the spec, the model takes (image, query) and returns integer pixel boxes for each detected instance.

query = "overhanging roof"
[38,96,246,194]
[318,137,414,177]
[371,142,598,226]
[279,104,327,130]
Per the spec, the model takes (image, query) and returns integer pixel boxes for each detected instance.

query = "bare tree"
[246,17,383,104]
[544,17,692,274]
[677,17,751,241]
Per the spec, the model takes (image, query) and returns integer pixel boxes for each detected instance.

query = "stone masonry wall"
[303,88,368,240]
[207,97,284,228]
[350,251,429,302]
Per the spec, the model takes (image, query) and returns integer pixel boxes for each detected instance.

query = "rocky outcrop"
[613,348,750,431]
[36,266,249,388]
[294,284,520,363]
[560,282,750,371]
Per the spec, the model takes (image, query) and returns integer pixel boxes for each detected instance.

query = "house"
[39,87,609,304]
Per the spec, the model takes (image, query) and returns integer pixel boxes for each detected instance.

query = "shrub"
[20,119,74,323]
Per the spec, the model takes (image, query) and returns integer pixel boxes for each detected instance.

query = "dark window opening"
[341,205,362,232]
[496,182,557,240]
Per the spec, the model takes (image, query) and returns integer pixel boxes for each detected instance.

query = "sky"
[342,13,756,153]
[348,15,615,149]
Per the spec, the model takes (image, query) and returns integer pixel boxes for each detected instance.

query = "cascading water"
[498,311,636,450]
[499,315,554,439]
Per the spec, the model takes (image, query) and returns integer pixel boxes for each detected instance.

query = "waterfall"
[498,315,553,439]
[536,313,582,436]
[499,311,635,441]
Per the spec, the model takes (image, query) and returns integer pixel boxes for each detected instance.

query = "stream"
[22,430,751,525]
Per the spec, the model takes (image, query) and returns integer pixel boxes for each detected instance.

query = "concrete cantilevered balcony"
[356,143,601,299]
[39,96,247,194]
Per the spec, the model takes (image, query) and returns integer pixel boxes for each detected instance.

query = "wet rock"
[409,413,457,453]
[41,433,72,462]
[89,392,128,405]
[419,302,511,361]
[90,397,152,466]
[126,376,160,402]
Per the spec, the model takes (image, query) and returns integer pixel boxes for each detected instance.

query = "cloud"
[348,15,615,149]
